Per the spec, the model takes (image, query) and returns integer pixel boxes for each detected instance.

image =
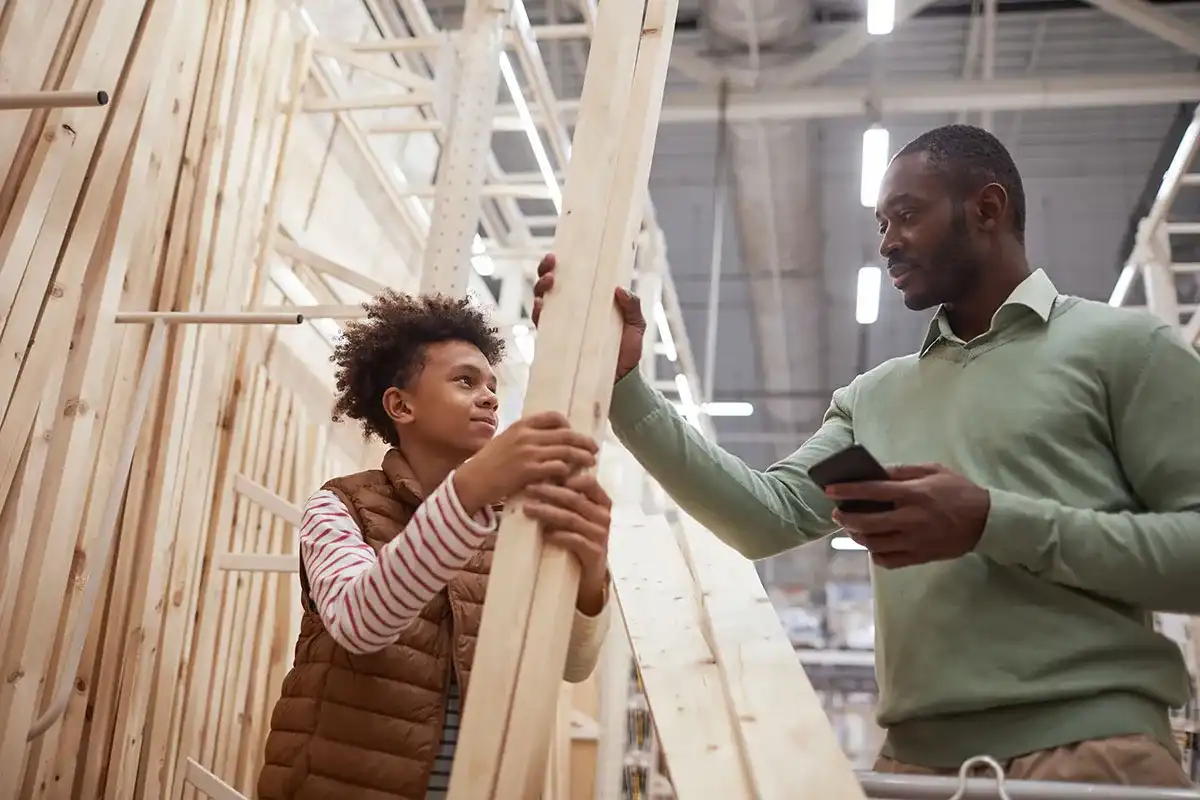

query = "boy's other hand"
[531,253,647,382]
[453,411,598,514]
[523,473,611,614]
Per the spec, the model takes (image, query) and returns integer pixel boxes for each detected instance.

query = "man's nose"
[879,237,902,261]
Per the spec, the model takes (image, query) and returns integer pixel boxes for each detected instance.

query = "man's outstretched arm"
[609,370,853,559]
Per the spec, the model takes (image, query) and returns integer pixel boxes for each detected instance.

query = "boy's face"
[387,340,499,457]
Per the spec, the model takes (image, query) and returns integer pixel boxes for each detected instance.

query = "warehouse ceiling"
[299,0,1200,586]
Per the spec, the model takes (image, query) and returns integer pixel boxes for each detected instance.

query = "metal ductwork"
[707,0,808,48]
[705,0,834,587]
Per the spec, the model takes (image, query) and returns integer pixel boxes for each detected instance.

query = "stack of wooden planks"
[0,0,358,796]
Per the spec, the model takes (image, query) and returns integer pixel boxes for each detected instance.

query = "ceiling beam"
[1080,0,1200,57]
[497,72,1200,124]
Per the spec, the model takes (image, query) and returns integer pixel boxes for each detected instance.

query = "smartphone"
[807,444,894,514]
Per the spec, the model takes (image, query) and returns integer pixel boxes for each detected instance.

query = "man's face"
[393,340,499,457]
[874,152,985,311]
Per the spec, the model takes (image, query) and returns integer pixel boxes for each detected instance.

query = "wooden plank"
[674,512,866,798]
[448,0,678,795]
[607,512,754,799]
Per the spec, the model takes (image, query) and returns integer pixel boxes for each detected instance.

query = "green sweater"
[609,269,1200,768]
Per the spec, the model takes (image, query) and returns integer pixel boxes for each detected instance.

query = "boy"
[258,292,614,800]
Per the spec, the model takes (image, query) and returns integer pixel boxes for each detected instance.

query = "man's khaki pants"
[874,734,1193,788]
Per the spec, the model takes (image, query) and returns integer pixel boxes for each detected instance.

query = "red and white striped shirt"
[298,470,611,667]
[299,472,499,654]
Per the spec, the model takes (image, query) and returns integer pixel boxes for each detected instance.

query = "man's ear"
[974,182,1008,233]
[382,386,414,426]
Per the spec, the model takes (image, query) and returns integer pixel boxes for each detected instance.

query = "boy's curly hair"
[331,290,506,447]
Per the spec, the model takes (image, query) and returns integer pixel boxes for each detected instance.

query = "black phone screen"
[806,444,894,513]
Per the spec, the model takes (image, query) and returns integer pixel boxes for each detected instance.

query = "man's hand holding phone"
[808,446,992,570]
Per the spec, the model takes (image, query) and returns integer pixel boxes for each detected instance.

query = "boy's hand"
[453,411,598,514]
[523,474,612,615]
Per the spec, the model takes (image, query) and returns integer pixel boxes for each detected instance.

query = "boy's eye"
[456,375,473,387]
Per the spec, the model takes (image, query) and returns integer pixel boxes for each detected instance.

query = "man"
[532,124,1200,787]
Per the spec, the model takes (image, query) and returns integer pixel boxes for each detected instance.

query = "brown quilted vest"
[257,449,493,799]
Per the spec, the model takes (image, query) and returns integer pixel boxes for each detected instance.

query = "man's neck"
[397,442,466,497]
[945,251,1031,342]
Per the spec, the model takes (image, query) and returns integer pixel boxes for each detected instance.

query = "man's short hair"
[896,124,1026,243]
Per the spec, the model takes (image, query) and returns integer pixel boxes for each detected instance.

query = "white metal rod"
[27,320,168,741]
[858,771,1200,800]
[254,304,368,320]
[115,312,304,324]
[0,90,109,110]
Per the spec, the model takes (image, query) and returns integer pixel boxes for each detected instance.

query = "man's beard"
[928,202,984,304]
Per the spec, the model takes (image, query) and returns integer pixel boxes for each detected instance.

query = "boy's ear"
[382,386,414,426]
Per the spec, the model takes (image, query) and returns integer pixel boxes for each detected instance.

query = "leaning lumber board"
[606,511,755,798]
[447,0,678,796]
[673,509,867,799]
[445,0,645,793]
[490,0,681,795]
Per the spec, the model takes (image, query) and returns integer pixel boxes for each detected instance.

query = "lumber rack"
[857,754,1200,799]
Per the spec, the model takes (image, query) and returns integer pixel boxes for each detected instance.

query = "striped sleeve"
[299,471,498,655]
[563,594,613,683]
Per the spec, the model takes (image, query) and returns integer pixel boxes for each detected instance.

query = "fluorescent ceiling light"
[512,322,535,362]
[1108,264,1135,307]
[498,51,562,213]
[298,8,318,34]
[701,401,754,417]
[674,374,702,429]
[653,301,677,362]
[670,401,755,417]
[860,125,890,208]
[867,0,895,35]
[856,266,882,325]
[831,536,867,551]
[674,373,695,407]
